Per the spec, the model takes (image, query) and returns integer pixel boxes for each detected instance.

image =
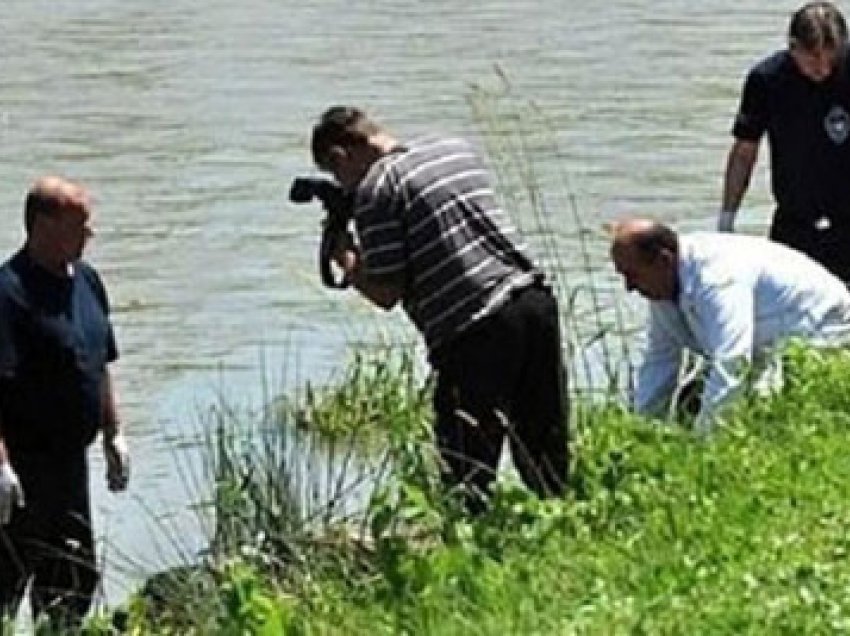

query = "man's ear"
[658,247,677,269]
[327,145,347,168]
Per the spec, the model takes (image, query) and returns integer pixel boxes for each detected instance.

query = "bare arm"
[718,138,759,231]
[335,242,404,310]
[101,367,122,438]
[101,366,129,491]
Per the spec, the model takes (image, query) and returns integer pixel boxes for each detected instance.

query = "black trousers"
[0,447,97,630]
[770,213,850,283]
[432,285,569,511]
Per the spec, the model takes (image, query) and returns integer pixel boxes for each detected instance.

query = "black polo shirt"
[733,49,850,229]
[0,249,118,453]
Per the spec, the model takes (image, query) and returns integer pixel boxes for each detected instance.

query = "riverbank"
[74,342,850,634]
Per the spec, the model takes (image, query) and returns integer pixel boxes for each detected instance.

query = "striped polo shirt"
[354,135,539,355]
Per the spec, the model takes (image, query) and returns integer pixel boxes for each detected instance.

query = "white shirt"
[636,232,850,432]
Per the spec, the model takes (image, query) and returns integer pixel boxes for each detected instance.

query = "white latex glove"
[103,432,130,492]
[0,462,25,524]
[716,208,736,232]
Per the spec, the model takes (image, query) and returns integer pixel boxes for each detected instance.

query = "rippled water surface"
[0,0,803,601]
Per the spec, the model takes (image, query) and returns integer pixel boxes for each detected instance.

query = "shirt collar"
[14,248,77,288]
[675,235,698,307]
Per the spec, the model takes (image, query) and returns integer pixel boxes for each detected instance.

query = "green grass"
[289,343,430,441]
[82,344,850,635]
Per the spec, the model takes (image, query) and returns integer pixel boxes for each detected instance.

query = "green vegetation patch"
[84,344,850,635]
[291,344,431,442]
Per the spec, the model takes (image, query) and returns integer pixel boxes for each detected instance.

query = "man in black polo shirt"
[308,106,569,512]
[0,176,130,630]
[718,1,850,282]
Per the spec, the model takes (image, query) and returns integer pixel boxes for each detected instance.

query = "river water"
[0,0,802,605]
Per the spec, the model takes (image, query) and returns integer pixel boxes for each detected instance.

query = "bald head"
[25,176,91,234]
[610,218,679,301]
[611,218,679,261]
[24,176,94,276]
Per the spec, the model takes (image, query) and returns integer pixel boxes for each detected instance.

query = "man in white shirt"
[611,218,850,433]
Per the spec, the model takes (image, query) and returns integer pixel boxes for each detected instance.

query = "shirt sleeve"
[355,163,407,283]
[635,305,683,417]
[732,67,769,141]
[689,279,754,432]
[82,264,119,363]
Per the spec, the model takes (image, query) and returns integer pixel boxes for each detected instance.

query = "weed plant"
[467,68,637,406]
[100,345,850,634]
[291,343,430,442]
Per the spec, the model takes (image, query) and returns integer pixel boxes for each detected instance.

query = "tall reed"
[467,69,638,414]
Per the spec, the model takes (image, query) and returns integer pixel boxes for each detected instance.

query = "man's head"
[25,176,94,271]
[788,1,848,82]
[610,218,679,302]
[311,106,396,189]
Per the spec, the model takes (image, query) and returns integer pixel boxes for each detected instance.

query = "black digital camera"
[288,177,355,289]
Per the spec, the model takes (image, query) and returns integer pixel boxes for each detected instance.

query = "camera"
[289,177,352,219]
[288,177,355,289]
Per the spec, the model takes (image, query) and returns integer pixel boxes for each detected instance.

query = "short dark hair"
[631,222,679,262]
[789,1,848,50]
[311,106,381,170]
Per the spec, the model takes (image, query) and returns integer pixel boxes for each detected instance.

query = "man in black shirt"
[718,1,850,282]
[0,176,130,631]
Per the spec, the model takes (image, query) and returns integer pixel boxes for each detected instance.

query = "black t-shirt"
[733,49,850,228]
[0,249,118,452]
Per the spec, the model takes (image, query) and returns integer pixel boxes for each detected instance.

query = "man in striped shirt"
[310,106,569,511]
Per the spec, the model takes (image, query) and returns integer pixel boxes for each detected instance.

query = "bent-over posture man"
[612,218,850,433]
[0,176,130,631]
[310,106,569,511]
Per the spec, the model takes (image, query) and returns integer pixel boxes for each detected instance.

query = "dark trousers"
[770,212,850,283]
[432,285,569,512]
[0,447,97,630]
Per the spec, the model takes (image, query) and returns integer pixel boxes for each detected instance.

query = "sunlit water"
[0,0,799,606]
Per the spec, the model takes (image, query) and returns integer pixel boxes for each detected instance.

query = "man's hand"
[0,462,24,524]
[103,431,130,492]
[330,231,361,287]
[330,231,358,269]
